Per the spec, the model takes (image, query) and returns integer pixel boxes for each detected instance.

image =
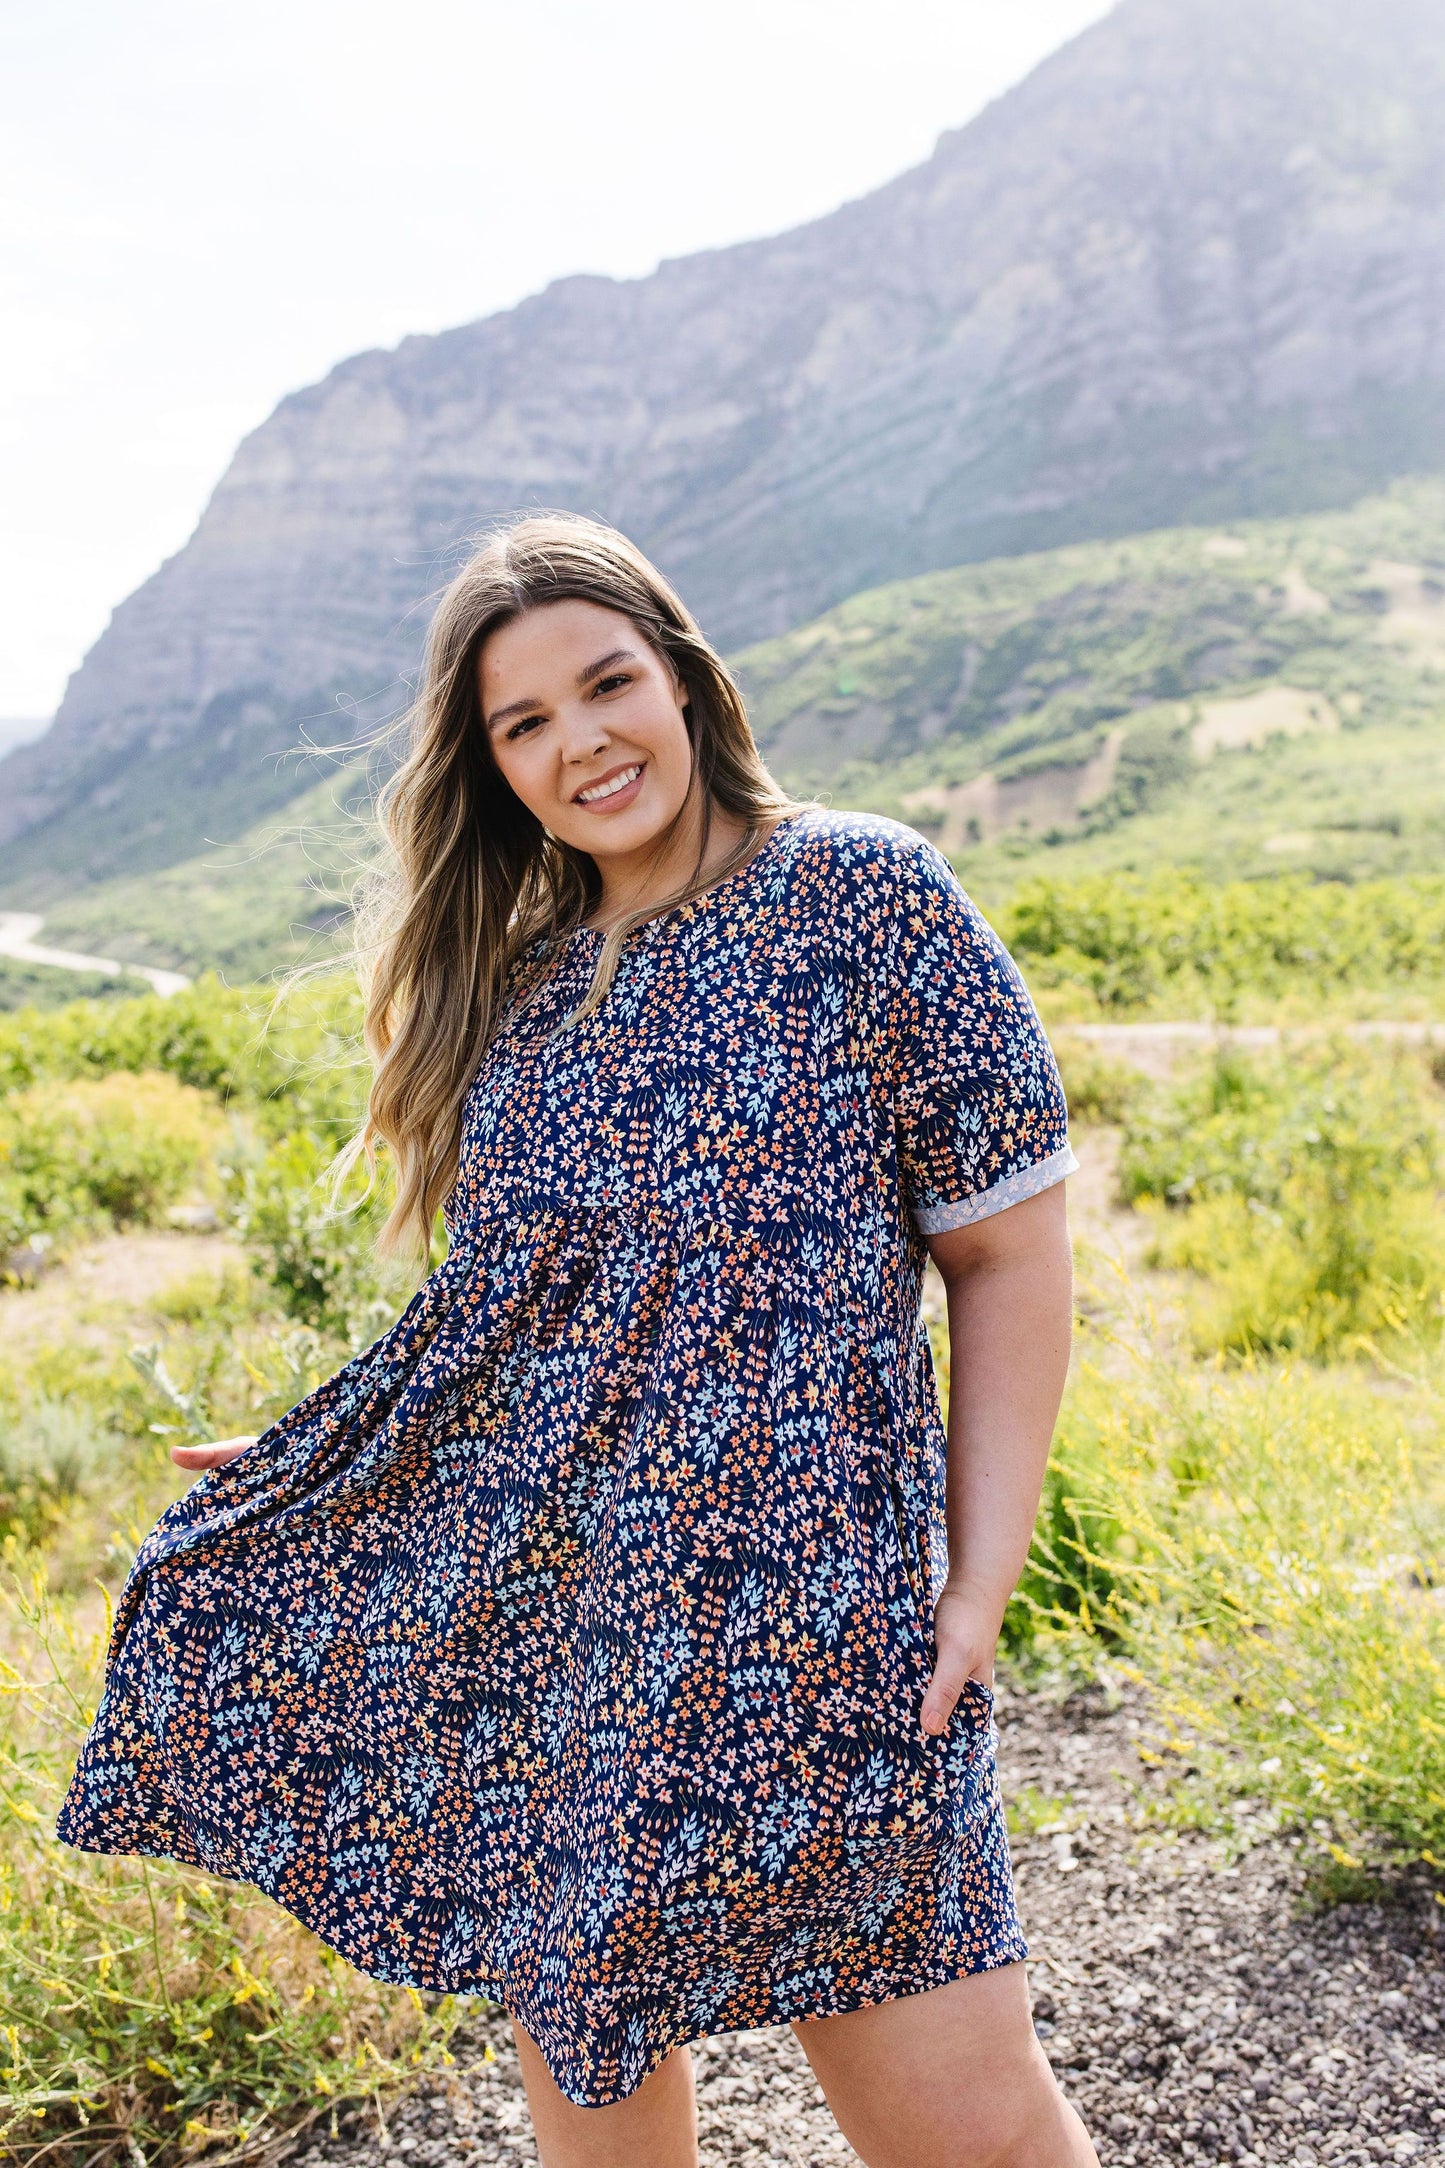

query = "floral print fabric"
[58,810,1075,2106]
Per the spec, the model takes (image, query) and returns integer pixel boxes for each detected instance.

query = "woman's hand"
[170,1436,257,1473]
[921,1580,1003,1736]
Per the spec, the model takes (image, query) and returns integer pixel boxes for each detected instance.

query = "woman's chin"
[563,795,675,859]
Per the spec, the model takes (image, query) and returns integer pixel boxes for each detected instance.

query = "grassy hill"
[30,477,1445,983]
[739,476,1445,891]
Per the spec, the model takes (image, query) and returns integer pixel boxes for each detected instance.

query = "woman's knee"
[788,1968,1097,2168]
[508,2019,700,2168]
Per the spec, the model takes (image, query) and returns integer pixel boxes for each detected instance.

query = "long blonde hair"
[352,512,803,1260]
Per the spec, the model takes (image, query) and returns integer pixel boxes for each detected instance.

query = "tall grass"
[0,1559,471,2165]
[1118,1039,1445,1357]
[1026,1346,1445,1870]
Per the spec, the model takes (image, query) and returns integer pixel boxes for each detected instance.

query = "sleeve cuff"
[912,1141,1079,1235]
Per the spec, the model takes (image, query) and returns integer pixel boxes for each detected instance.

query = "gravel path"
[291,1684,1443,2168]
[1059,1020,1445,1081]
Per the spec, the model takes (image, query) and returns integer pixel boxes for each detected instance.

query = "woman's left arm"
[919,1181,1074,1736]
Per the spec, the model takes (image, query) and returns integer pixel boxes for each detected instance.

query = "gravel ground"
[295,1684,1443,2168]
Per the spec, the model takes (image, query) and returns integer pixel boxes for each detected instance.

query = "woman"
[60,515,1097,2168]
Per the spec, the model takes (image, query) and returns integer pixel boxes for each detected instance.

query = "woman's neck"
[582,797,753,933]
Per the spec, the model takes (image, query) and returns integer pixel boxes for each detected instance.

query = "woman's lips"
[573,761,645,813]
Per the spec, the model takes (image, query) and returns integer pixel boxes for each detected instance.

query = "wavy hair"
[350,512,804,1260]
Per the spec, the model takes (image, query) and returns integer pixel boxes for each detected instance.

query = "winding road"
[0,911,190,998]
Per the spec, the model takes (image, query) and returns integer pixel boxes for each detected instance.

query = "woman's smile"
[573,759,646,809]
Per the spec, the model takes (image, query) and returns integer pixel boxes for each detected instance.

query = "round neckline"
[571,811,804,944]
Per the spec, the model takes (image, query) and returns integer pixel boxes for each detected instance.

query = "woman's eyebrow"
[576,646,639,688]
[484,648,640,733]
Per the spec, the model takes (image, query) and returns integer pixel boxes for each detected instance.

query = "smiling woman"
[57,514,1094,2168]
[478,603,734,929]
[349,514,800,1259]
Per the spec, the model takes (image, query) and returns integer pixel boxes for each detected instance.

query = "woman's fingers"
[921,1627,987,1735]
[921,1595,997,1735]
[920,1651,979,1736]
[170,1436,257,1471]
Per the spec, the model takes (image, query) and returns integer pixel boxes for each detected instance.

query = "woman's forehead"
[479,598,640,691]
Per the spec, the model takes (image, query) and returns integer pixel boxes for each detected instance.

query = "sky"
[0,0,1113,726]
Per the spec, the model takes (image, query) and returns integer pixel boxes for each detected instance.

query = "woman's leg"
[790,1964,1099,2168]
[510,2016,700,2168]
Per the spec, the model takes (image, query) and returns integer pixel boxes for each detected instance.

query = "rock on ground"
[296,1685,1444,2168]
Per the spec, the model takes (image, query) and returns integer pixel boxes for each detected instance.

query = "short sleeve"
[883,836,1076,1235]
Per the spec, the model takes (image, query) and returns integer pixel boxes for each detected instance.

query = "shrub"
[0,975,370,1140]
[0,1073,222,1260]
[0,1400,113,1545]
[230,1131,408,1348]
[999,870,1445,1018]
[0,960,134,1013]
[1118,1041,1445,1356]
[1049,1032,1145,1126]
[0,980,261,1100]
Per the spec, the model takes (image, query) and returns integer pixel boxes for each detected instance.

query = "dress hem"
[54,1827,1029,2109]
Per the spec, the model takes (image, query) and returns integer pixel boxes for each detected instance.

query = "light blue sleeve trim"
[912,1141,1080,1235]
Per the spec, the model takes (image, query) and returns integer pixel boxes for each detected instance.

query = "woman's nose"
[558,704,610,762]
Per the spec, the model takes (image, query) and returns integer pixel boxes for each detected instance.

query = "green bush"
[1000,870,1445,1018]
[1049,1032,1145,1126]
[0,959,135,1013]
[0,1399,113,1546]
[0,980,260,1099]
[0,1073,222,1260]
[1118,1042,1445,1356]
[0,974,369,1140]
[230,1130,407,1348]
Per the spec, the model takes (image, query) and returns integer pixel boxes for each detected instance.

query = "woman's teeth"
[577,764,642,804]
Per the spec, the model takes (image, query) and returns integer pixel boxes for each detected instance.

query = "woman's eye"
[507,715,544,740]
[593,673,631,697]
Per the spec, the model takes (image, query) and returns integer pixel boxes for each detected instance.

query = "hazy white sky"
[0,0,1112,720]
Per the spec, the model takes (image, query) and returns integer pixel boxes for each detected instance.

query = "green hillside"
[31,478,1445,981]
[739,477,1445,890]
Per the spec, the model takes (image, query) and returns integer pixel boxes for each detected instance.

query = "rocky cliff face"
[6,0,1445,887]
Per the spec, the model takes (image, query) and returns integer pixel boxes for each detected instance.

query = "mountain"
[32,478,1445,982]
[4,0,1445,896]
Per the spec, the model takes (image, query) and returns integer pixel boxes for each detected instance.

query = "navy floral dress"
[58,809,1075,2106]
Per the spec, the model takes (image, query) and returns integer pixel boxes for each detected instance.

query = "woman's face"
[478,599,694,864]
